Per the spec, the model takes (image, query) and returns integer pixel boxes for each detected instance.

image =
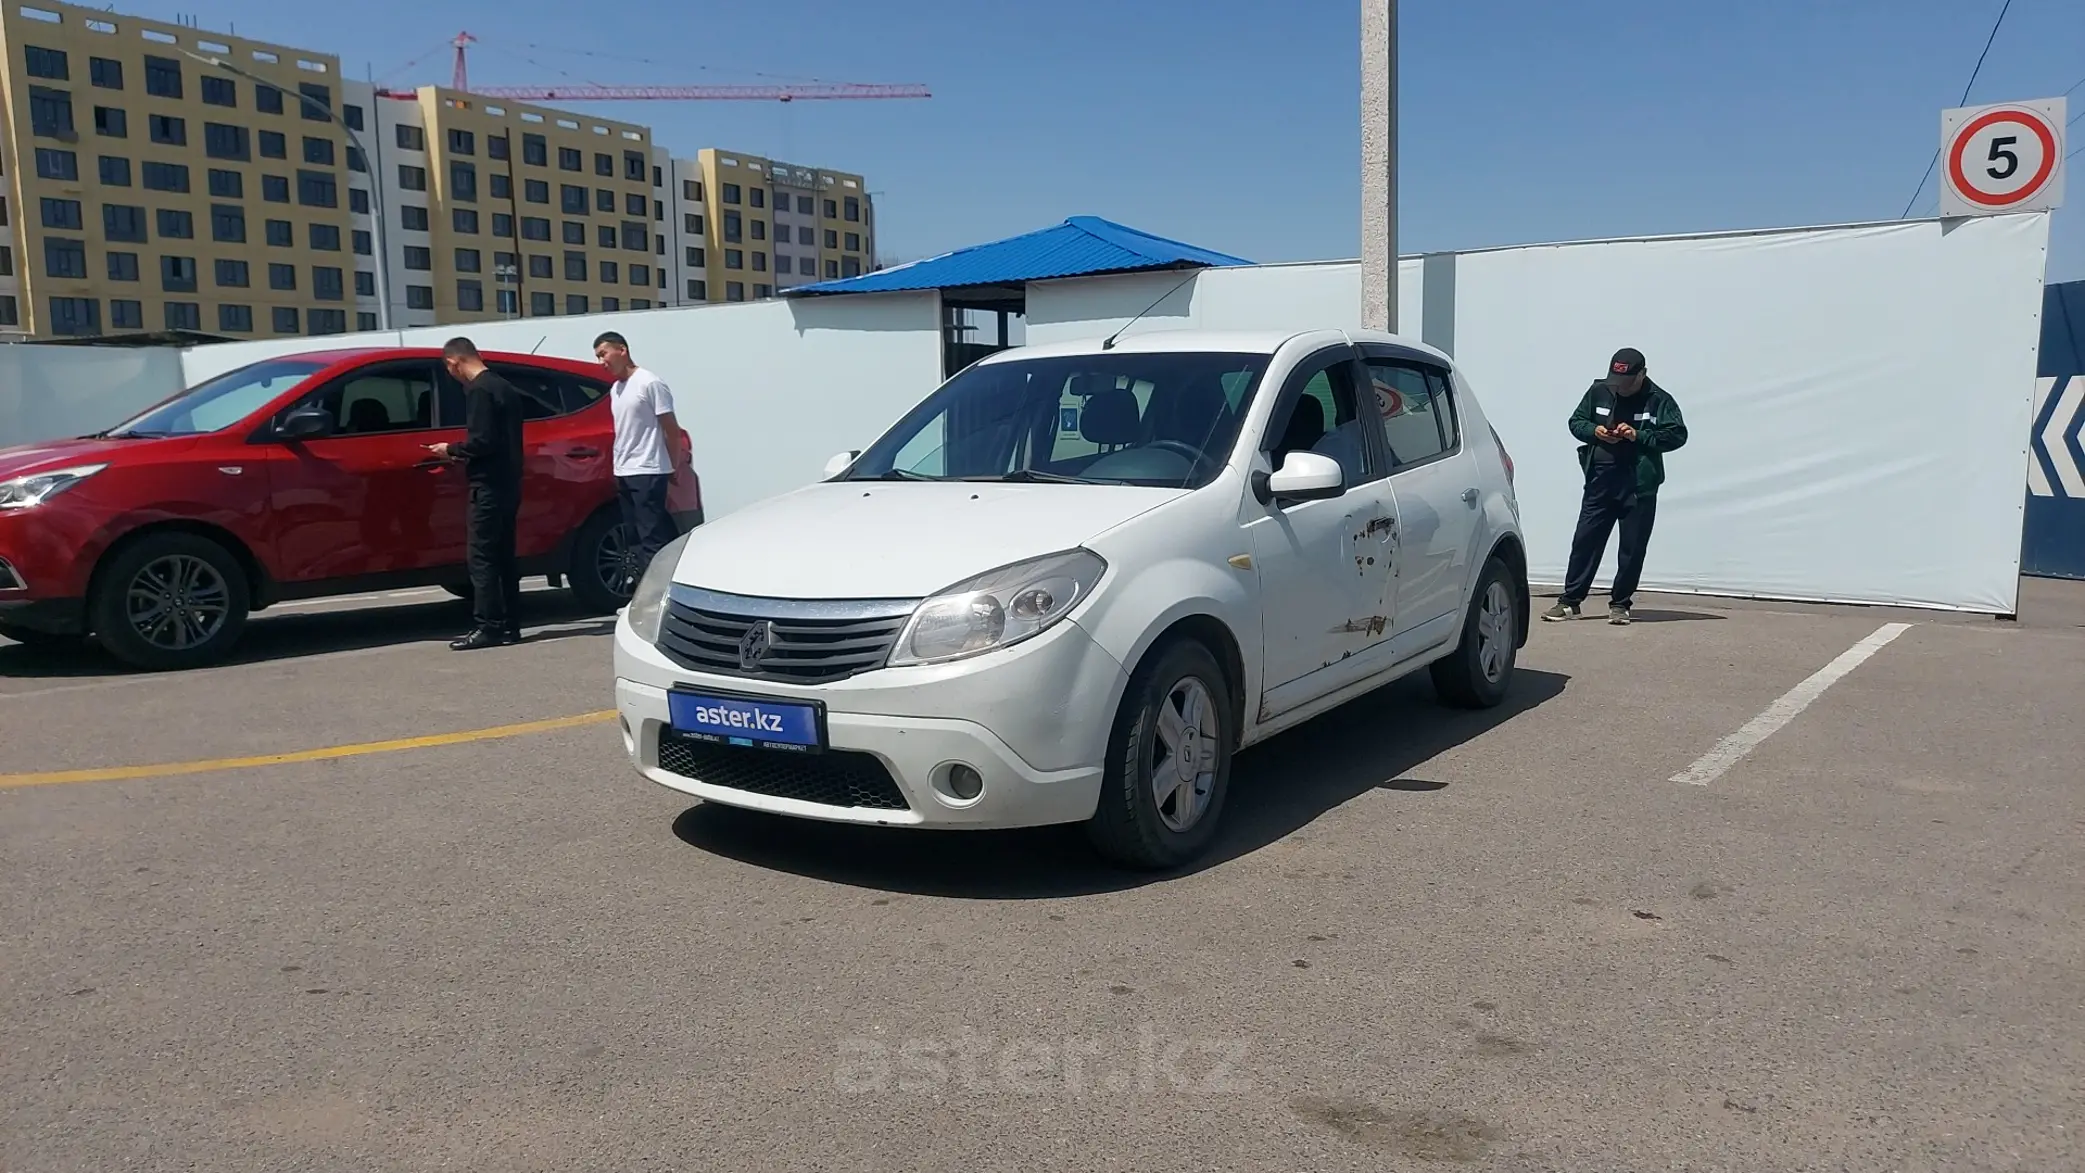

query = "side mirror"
[1261,451,1345,504]
[822,450,860,478]
[277,407,334,441]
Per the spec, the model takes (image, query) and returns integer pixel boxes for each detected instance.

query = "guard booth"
[782,216,1250,379]
[2023,279,2085,579]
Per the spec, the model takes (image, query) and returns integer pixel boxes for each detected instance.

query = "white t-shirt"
[610,366,677,477]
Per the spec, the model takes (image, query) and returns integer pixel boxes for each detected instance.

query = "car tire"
[1085,639,1235,871]
[566,509,638,614]
[1429,555,1518,709]
[90,532,252,671]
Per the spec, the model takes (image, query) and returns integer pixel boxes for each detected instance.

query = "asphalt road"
[2,582,2081,1172]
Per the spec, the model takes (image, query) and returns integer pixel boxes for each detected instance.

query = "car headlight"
[625,531,693,644]
[888,548,1107,667]
[0,464,107,511]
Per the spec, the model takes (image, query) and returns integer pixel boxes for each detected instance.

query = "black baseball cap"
[1605,347,1646,383]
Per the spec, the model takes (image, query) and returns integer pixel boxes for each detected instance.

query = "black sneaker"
[1541,601,1581,622]
[449,627,517,651]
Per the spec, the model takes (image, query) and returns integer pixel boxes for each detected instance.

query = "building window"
[487,134,509,161]
[845,232,861,252]
[558,184,589,215]
[93,105,126,137]
[522,134,546,166]
[262,174,289,203]
[208,168,243,198]
[684,213,704,235]
[599,260,619,284]
[407,286,434,310]
[399,165,427,191]
[749,188,765,210]
[597,225,616,249]
[842,256,862,278]
[448,128,475,156]
[309,223,341,251]
[349,187,368,214]
[601,296,620,312]
[796,195,813,215]
[218,304,253,332]
[39,199,83,230]
[265,219,294,247]
[164,302,201,331]
[531,291,555,316]
[455,248,482,273]
[0,296,16,327]
[797,226,815,246]
[774,252,790,273]
[297,83,331,122]
[564,251,587,281]
[107,252,139,282]
[454,208,480,234]
[204,122,249,160]
[24,45,68,80]
[625,192,647,217]
[683,179,703,201]
[48,297,100,335]
[723,210,742,243]
[593,152,613,177]
[524,179,550,204]
[559,147,582,172]
[565,222,588,246]
[273,306,300,333]
[491,213,513,238]
[631,264,650,285]
[396,124,424,151]
[400,205,430,231]
[751,251,766,273]
[353,230,372,256]
[687,279,706,300]
[800,255,818,276]
[44,238,88,278]
[823,199,838,219]
[596,188,615,213]
[825,260,839,279]
[451,161,477,202]
[521,217,551,241]
[726,281,745,302]
[108,299,141,330]
[567,294,589,315]
[28,86,73,137]
[35,148,78,181]
[495,289,517,316]
[754,284,773,299]
[724,249,743,270]
[314,267,345,301]
[160,255,198,292]
[458,280,484,311]
[403,246,432,271]
[844,197,861,222]
[309,309,347,335]
[103,205,147,242]
[489,174,511,200]
[624,151,645,181]
[684,246,705,268]
[259,130,286,159]
[654,199,665,222]
[751,220,766,242]
[303,136,334,166]
[824,229,839,249]
[214,258,249,287]
[90,57,123,89]
[347,146,366,173]
[148,113,186,146]
[256,84,283,115]
[149,207,191,238]
[297,170,338,208]
[358,312,379,331]
[143,55,183,98]
[201,75,236,108]
[343,104,364,131]
[528,255,552,278]
[355,270,375,296]
[722,183,741,205]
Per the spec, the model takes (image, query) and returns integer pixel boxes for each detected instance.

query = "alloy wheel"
[125,554,231,651]
[595,521,642,600]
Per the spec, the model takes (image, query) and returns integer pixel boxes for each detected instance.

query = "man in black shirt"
[428,337,526,650]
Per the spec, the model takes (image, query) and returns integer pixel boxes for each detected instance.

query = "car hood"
[672,480,1185,599]
[0,435,188,480]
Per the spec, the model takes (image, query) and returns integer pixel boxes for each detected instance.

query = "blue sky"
[184,0,2081,278]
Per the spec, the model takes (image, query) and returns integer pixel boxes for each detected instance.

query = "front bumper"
[0,596,87,635]
[613,609,1127,830]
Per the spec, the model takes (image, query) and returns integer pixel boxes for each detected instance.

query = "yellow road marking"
[0,710,617,790]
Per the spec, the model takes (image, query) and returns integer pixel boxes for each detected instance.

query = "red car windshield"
[105,357,329,438]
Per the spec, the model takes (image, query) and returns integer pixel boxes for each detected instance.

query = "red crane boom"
[444,31,929,103]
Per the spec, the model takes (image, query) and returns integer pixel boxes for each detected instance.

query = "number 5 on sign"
[1939,98,2066,218]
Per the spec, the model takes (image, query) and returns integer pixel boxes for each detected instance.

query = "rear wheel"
[1429,556,1518,709]
[1085,640,1235,871]
[90,532,251,671]
[567,509,641,614]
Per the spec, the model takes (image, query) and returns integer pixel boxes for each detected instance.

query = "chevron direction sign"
[2027,375,2084,499]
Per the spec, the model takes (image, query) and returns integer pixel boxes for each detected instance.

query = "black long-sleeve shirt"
[450,368,525,486]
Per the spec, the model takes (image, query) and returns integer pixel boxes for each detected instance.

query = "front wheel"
[1085,640,1235,871]
[90,532,252,671]
[1429,556,1518,709]
[566,509,641,614]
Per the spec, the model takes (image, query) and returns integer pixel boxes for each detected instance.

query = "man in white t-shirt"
[593,331,686,572]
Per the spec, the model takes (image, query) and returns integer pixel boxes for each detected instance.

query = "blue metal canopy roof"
[784,215,1251,296]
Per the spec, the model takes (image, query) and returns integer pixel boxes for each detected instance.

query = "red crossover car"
[0,347,700,670]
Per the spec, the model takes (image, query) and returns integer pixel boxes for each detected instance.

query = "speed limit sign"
[1939,98,2066,218]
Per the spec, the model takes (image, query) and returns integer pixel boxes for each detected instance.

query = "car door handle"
[414,457,449,470]
[1461,488,1480,506]
[565,446,602,458]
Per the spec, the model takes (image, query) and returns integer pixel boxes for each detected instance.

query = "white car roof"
[987,327,1452,366]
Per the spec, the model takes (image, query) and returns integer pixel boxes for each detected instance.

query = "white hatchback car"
[614,329,1528,869]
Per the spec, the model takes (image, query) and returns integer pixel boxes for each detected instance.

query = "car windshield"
[845,351,1271,489]
[103,357,328,438]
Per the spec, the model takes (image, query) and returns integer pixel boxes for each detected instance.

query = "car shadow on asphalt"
[669,667,1570,898]
[0,594,611,679]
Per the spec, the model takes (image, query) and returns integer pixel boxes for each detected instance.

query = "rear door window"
[1364,358,1459,470]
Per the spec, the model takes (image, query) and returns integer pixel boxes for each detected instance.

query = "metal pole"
[182,52,394,332]
[1360,0,1397,333]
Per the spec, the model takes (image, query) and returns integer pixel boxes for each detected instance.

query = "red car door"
[480,361,616,557]
[260,358,466,583]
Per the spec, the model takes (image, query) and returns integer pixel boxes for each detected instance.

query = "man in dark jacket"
[428,337,526,650]
[1543,347,1688,625]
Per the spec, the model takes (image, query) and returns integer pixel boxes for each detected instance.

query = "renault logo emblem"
[738,620,777,671]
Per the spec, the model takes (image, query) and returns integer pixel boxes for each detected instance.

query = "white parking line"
[1671,622,1913,786]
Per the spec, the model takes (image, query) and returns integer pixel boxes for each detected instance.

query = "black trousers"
[1560,472,1659,607]
[467,479,521,631]
[616,474,678,569]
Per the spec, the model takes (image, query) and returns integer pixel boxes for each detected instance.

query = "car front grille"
[657,731,910,811]
[656,587,915,685]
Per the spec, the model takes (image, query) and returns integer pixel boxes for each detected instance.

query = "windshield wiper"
[106,430,170,439]
[858,468,936,482]
[966,469,1091,485]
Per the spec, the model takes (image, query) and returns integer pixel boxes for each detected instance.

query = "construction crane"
[440,31,930,102]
